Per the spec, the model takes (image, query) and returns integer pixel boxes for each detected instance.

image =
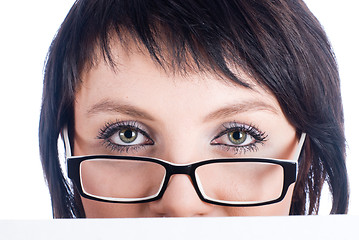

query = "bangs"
[55,0,285,88]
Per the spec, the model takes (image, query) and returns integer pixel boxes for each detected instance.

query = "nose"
[149,174,214,217]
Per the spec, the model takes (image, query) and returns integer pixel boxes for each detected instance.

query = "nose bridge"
[164,164,197,196]
[164,164,198,197]
[147,121,217,216]
[158,117,207,165]
[149,172,213,217]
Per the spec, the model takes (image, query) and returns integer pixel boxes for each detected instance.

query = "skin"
[73,40,299,218]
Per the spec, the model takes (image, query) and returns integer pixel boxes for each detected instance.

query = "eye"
[210,123,267,153]
[97,121,154,152]
[110,127,146,145]
[227,130,253,145]
[214,129,255,146]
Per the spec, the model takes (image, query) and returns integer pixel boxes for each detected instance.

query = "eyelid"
[212,122,265,140]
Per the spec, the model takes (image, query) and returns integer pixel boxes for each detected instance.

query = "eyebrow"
[87,99,279,122]
[86,99,155,121]
[204,101,279,121]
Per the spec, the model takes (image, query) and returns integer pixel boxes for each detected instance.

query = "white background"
[0,0,357,218]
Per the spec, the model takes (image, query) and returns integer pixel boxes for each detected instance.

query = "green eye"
[228,130,247,145]
[119,128,138,143]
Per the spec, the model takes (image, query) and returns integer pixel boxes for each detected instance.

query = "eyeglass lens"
[81,159,166,199]
[195,162,283,203]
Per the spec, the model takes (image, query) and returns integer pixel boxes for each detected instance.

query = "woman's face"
[73,42,298,218]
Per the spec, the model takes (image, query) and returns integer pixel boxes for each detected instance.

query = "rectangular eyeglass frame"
[63,127,306,207]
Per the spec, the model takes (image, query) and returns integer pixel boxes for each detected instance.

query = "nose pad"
[149,174,213,217]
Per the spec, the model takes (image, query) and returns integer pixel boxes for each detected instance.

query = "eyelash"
[97,120,268,155]
[97,120,154,153]
[210,122,268,155]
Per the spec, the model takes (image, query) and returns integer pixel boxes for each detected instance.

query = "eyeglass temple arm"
[62,126,72,158]
[294,132,306,161]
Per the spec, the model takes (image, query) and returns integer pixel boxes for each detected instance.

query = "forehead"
[76,39,282,121]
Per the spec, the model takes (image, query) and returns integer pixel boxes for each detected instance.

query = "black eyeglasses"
[64,127,306,207]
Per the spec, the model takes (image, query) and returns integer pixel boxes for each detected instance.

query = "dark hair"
[39,0,349,218]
